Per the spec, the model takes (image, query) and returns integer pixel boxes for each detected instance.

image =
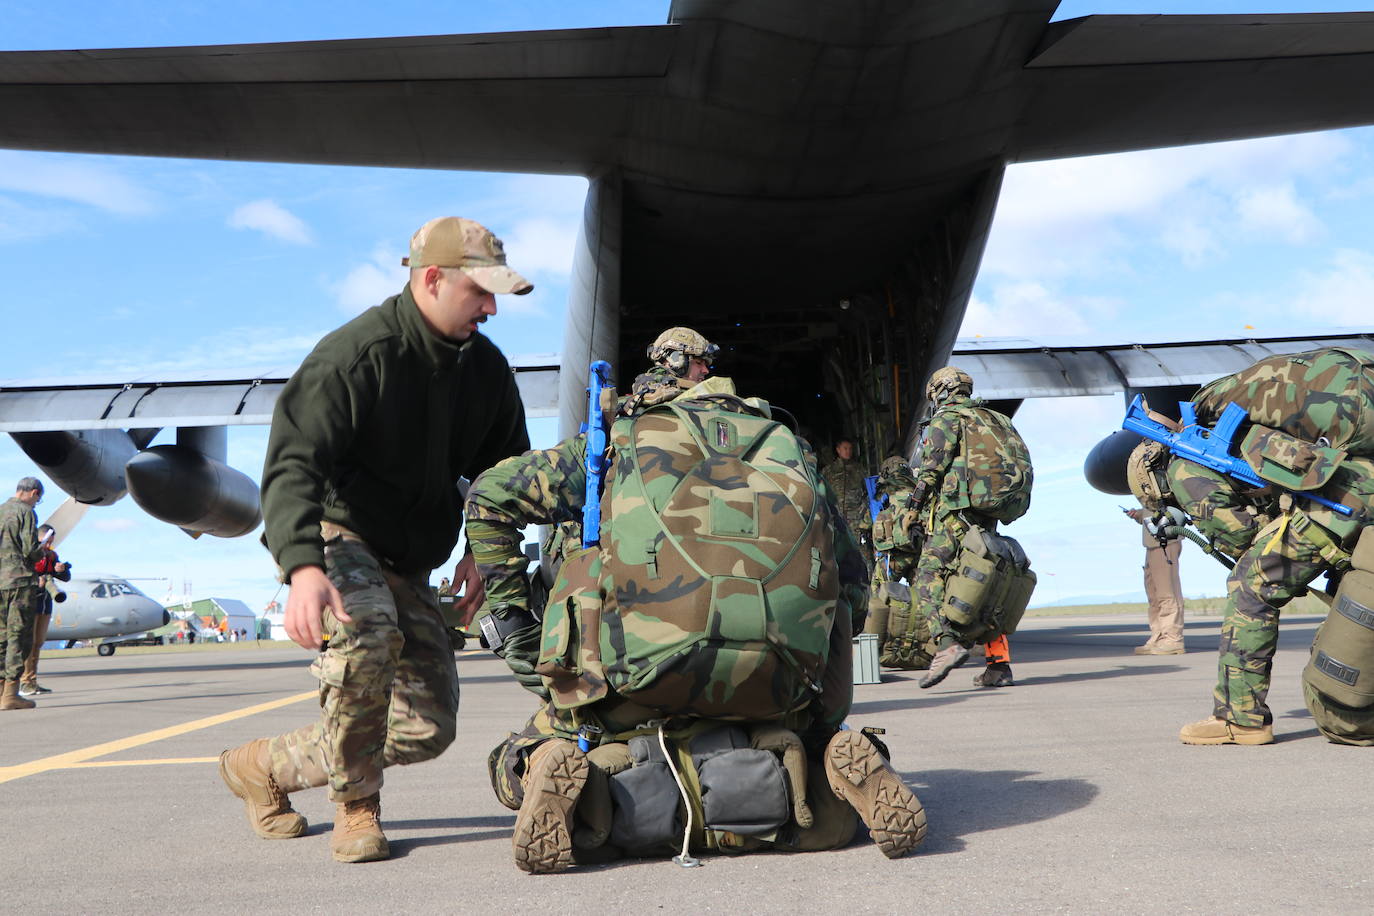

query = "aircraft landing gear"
[97,643,116,657]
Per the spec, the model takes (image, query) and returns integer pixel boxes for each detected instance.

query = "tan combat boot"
[512,738,589,874]
[1147,641,1185,655]
[219,739,307,838]
[1179,716,1274,746]
[917,644,969,689]
[1,679,36,710]
[824,729,927,859]
[333,793,388,863]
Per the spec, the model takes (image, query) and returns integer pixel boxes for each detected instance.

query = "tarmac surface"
[2,612,1369,914]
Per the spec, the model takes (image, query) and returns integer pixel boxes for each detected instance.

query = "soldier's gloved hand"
[496,622,549,700]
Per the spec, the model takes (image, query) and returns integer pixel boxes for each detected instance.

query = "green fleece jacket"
[262,284,530,577]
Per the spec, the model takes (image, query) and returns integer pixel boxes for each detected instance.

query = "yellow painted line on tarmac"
[0,690,316,785]
[65,758,221,768]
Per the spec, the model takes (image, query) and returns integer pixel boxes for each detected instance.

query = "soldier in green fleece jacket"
[219,217,532,864]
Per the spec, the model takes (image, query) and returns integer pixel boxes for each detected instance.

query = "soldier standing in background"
[0,477,45,711]
[912,368,1034,691]
[823,437,874,568]
[218,216,533,861]
[1123,503,1186,655]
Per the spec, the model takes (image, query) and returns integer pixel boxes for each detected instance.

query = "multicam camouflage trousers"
[1213,512,1330,728]
[268,529,459,802]
[0,585,37,681]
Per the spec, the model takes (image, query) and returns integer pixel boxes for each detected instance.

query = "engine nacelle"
[125,445,262,537]
[1083,429,1144,496]
[8,429,136,506]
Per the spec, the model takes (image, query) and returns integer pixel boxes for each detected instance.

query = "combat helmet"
[926,366,973,405]
[647,327,719,378]
[1127,440,1173,511]
[879,456,916,489]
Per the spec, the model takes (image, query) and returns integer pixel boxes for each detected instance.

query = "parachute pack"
[535,385,841,722]
[941,403,1033,524]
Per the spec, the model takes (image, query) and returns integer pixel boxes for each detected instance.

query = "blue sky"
[3,1,1374,612]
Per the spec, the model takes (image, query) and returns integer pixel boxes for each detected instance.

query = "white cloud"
[228,199,313,245]
[985,132,1348,279]
[1234,183,1322,244]
[0,151,156,214]
[332,245,406,314]
[504,216,577,276]
[1291,248,1374,326]
[959,281,1119,339]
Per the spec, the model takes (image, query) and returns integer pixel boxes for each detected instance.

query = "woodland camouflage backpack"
[940,402,1034,524]
[535,382,841,721]
[1192,347,1374,452]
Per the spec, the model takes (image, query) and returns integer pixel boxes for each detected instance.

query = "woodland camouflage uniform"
[911,394,1032,651]
[1162,348,1374,731]
[867,460,933,669]
[465,374,870,835]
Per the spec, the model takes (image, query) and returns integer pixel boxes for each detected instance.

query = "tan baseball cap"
[401,216,533,295]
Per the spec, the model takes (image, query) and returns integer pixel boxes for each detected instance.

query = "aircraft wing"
[949,331,1374,400]
[1012,14,1374,162]
[0,26,674,173]
[0,355,560,431]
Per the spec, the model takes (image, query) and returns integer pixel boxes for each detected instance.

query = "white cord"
[658,723,701,868]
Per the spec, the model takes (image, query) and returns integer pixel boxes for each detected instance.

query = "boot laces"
[343,797,381,830]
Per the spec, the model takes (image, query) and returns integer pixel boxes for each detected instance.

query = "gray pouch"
[691,727,789,836]
[608,735,683,850]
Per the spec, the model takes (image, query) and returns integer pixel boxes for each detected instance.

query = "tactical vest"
[941,403,1033,524]
[535,394,840,722]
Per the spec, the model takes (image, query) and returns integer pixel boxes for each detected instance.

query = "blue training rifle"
[864,474,886,524]
[1121,394,1353,517]
[581,360,614,547]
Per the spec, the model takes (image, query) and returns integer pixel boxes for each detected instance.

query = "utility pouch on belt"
[608,736,684,850]
[1303,527,1374,709]
[941,525,1037,641]
[690,727,789,838]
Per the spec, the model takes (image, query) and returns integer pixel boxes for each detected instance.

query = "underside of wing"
[1012,13,1374,163]
[0,26,674,174]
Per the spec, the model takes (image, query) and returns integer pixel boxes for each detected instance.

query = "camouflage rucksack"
[1193,347,1374,456]
[536,385,841,722]
[941,403,1034,523]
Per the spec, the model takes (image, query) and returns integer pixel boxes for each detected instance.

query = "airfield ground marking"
[66,758,221,768]
[0,690,317,784]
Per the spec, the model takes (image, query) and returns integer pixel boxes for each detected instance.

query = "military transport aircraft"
[4,1,1374,530]
[43,575,171,655]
